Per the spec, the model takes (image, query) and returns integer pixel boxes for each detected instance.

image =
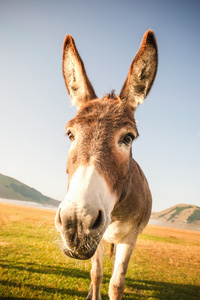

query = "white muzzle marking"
[61,165,115,218]
[56,165,116,257]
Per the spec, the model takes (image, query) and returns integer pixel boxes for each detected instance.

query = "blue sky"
[0,0,199,211]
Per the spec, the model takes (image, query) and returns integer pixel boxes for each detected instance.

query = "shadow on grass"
[0,260,199,300]
[0,279,89,298]
[124,278,200,300]
[0,298,35,300]
[1,278,199,300]
[0,259,93,280]
[0,260,108,299]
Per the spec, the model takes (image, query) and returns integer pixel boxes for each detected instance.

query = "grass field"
[0,202,200,299]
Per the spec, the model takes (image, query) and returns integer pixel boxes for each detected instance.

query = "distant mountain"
[0,173,60,207]
[151,204,200,228]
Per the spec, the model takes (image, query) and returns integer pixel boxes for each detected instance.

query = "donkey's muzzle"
[62,238,98,260]
[55,206,105,260]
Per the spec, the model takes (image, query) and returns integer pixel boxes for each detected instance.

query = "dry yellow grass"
[0,202,200,299]
[143,224,200,243]
[0,202,56,225]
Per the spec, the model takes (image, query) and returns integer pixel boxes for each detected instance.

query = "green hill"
[0,173,60,207]
[151,204,200,228]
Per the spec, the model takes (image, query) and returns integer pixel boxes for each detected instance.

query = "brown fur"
[63,35,97,107]
[66,98,138,197]
[120,30,158,110]
[55,29,158,300]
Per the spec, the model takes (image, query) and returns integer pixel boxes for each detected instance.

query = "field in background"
[0,202,200,299]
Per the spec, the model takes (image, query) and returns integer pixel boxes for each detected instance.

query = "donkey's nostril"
[59,210,62,224]
[55,207,62,229]
[91,210,102,230]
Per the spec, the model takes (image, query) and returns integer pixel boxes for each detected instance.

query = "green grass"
[0,203,200,299]
[167,206,192,221]
[187,208,200,224]
[159,206,194,222]
[0,173,59,206]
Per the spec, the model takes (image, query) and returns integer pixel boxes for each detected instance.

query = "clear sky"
[0,0,199,212]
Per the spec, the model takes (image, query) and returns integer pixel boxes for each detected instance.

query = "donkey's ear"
[120,30,158,110]
[62,35,97,108]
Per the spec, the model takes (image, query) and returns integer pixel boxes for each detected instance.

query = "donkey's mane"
[103,90,120,101]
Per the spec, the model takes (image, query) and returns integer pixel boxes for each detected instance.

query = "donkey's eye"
[67,131,75,141]
[122,134,135,146]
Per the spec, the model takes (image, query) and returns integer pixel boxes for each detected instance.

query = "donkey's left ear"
[120,30,158,110]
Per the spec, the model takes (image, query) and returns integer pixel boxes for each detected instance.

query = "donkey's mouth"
[62,236,100,260]
[63,245,96,260]
[63,242,98,260]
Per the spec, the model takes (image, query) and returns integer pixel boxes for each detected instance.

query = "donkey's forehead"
[66,98,137,131]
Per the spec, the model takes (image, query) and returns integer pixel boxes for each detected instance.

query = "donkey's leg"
[86,240,105,300]
[109,234,138,300]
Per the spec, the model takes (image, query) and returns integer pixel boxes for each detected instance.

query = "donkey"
[55,29,158,299]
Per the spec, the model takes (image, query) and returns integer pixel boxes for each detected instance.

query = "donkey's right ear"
[62,35,97,108]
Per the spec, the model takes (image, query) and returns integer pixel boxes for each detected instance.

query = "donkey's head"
[55,30,158,260]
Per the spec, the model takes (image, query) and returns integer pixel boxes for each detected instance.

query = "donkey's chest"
[103,220,133,244]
